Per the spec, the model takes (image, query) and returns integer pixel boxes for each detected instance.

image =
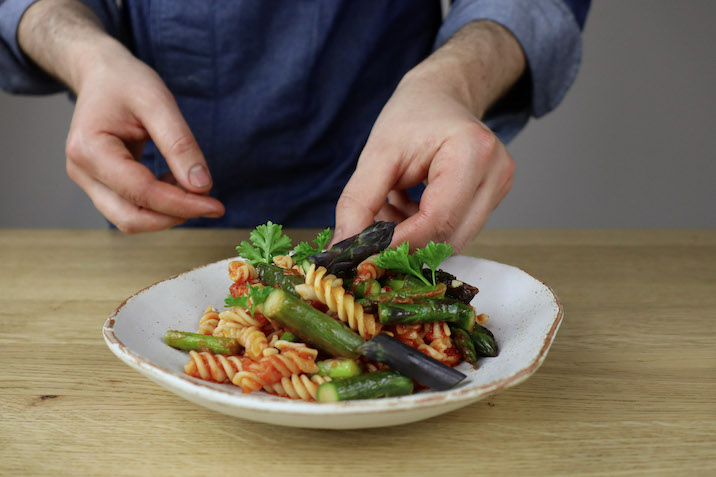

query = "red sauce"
[282,268,302,276]
[424,287,445,298]
[306,299,329,313]
[352,271,373,287]
[229,282,249,298]
[393,297,414,305]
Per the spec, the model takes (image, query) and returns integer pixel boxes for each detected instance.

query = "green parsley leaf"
[413,241,455,286]
[225,295,250,308]
[291,227,332,263]
[374,242,432,286]
[224,283,273,316]
[235,221,292,265]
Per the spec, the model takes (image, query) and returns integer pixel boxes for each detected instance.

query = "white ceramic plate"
[103,255,562,429]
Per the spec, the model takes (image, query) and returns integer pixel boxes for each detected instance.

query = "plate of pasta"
[103,222,563,429]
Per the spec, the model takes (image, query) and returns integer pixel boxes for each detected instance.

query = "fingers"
[392,132,514,252]
[67,160,186,233]
[70,133,225,220]
[387,190,420,217]
[132,89,214,194]
[390,137,483,250]
[333,145,400,244]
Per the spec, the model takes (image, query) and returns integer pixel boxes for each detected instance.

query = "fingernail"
[189,164,211,188]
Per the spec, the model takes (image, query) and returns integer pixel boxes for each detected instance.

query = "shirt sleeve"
[435,0,589,143]
[0,0,126,95]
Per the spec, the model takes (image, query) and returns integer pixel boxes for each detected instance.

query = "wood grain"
[1,229,714,476]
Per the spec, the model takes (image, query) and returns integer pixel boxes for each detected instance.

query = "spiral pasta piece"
[213,321,269,360]
[355,254,385,281]
[232,371,264,393]
[272,254,295,270]
[304,264,381,339]
[197,306,220,335]
[228,260,257,283]
[184,351,244,383]
[232,347,319,394]
[417,342,447,362]
[264,374,331,401]
[424,322,452,353]
[235,326,270,361]
[394,323,424,342]
[219,306,266,327]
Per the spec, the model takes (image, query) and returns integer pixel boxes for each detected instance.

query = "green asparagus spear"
[363,282,447,304]
[256,262,304,295]
[316,371,413,402]
[261,288,365,358]
[316,358,363,378]
[449,326,479,368]
[164,330,240,355]
[470,324,499,357]
[378,298,476,332]
[352,279,381,299]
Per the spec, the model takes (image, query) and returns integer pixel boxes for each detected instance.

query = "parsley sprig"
[236,221,292,265]
[291,228,332,263]
[225,283,272,316]
[375,241,455,287]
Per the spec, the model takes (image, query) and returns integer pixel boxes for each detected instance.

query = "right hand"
[64,43,224,232]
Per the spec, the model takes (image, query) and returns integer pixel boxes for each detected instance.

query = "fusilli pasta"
[214,321,269,361]
[228,260,257,283]
[219,306,267,327]
[197,306,220,335]
[355,254,385,281]
[184,350,244,383]
[263,374,331,401]
[303,264,382,339]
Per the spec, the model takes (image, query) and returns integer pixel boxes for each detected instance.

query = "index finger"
[87,133,225,219]
[133,89,213,194]
[333,149,399,244]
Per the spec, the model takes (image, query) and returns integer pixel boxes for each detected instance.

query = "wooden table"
[1,230,714,476]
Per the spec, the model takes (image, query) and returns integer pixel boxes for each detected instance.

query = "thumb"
[333,152,396,245]
[137,92,213,194]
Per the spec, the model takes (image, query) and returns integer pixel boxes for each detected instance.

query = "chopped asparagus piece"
[316,371,413,401]
[164,330,240,355]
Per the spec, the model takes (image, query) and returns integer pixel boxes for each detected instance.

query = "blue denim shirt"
[0,0,589,228]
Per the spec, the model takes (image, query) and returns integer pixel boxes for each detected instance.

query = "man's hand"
[18,0,224,232]
[334,21,525,251]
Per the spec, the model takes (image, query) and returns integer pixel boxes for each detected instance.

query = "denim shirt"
[0,0,589,228]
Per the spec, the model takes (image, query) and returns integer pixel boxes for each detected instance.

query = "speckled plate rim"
[103,256,563,417]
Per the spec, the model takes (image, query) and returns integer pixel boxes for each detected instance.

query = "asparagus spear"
[351,279,381,299]
[383,274,425,291]
[261,288,365,358]
[378,298,476,332]
[449,326,479,368]
[470,324,499,357]
[164,330,240,355]
[307,221,396,277]
[256,262,304,295]
[358,334,466,391]
[316,371,413,402]
[316,358,363,378]
[421,268,479,304]
[363,282,447,304]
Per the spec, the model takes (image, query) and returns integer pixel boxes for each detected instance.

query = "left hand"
[333,69,515,252]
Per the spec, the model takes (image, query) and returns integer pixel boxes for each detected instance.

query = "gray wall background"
[1,1,714,229]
